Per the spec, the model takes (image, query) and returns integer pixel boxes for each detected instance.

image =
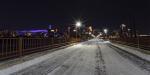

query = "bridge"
[0,38,149,75]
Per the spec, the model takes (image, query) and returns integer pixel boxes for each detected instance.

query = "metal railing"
[0,37,77,60]
[110,38,150,50]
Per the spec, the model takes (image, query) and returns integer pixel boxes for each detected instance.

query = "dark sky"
[0,0,149,33]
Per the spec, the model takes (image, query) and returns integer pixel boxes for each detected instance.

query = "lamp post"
[104,29,108,39]
[75,21,81,41]
[104,29,108,34]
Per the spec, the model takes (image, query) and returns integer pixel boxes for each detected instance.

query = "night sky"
[0,0,149,33]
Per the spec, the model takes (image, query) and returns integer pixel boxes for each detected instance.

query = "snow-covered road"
[1,39,150,75]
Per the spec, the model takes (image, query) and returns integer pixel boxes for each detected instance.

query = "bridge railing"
[110,38,150,50]
[0,37,77,60]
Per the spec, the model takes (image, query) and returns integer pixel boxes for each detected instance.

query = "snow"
[100,43,149,75]
[0,44,79,75]
[111,43,150,62]
[47,43,98,75]
[0,39,149,75]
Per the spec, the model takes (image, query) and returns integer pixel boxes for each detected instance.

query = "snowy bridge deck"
[0,39,150,75]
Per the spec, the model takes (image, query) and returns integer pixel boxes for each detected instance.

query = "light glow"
[76,21,81,27]
[73,29,77,32]
[51,30,55,32]
[104,29,108,34]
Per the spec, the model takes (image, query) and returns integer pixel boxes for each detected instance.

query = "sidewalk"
[110,42,150,62]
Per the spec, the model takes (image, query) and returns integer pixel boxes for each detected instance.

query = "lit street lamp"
[75,21,82,41]
[104,29,108,39]
[73,29,77,32]
[76,21,81,27]
[104,29,108,34]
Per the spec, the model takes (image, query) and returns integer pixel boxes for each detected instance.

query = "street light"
[51,29,55,32]
[75,21,82,41]
[76,21,81,27]
[73,29,77,32]
[104,29,108,34]
[104,29,108,39]
[121,24,126,28]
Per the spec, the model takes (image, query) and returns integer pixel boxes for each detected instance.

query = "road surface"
[2,39,150,75]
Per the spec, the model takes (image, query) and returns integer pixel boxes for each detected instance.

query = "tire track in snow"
[95,43,107,75]
[47,50,84,75]
[11,47,80,75]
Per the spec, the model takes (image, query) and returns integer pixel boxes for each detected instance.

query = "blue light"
[20,30,48,33]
